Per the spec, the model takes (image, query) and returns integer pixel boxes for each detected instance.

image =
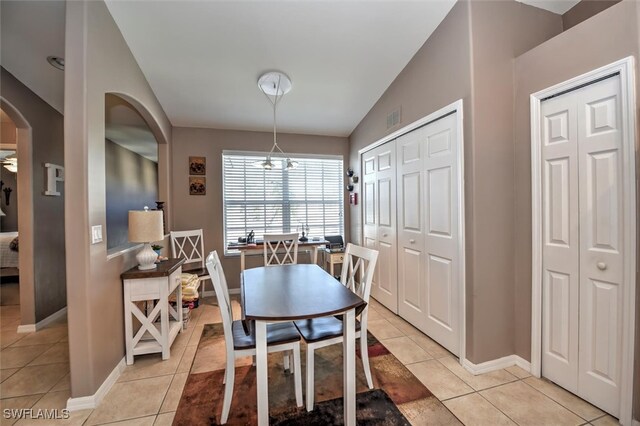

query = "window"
[223,151,344,253]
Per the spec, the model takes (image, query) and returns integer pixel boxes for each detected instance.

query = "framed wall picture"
[189,177,206,195]
[189,156,206,175]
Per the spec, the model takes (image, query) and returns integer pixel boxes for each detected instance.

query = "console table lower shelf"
[121,258,185,365]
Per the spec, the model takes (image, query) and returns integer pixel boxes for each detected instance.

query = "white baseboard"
[462,354,531,376]
[16,324,36,333]
[16,307,67,334]
[201,288,238,298]
[66,357,126,412]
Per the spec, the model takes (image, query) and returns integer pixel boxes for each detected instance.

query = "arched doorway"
[0,98,36,329]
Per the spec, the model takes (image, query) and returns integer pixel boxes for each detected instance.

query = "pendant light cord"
[261,75,287,159]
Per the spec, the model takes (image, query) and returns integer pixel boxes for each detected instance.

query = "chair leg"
[360,331,373,389]
[306,344,315,412]
[293,344,303,407]
[221,356,235,424]
[283,351,290,372]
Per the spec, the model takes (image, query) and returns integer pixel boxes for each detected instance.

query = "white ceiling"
[515,0,580,15]
[105,0,457,137]
[0,0,66,114]
[4,0,578,139]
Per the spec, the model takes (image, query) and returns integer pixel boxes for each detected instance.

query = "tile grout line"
[474,387,523,425]
[520,376,599,423]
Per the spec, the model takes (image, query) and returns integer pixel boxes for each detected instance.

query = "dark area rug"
[174,322,461,425]
[270,389,410,426]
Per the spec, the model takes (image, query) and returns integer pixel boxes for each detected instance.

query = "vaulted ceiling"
[2,0,581,138]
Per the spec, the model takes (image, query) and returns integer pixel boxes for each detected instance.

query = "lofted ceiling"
[105,0,457,137]
[1,0,581,138]
[515,0,580,15]
[0,0,66,114]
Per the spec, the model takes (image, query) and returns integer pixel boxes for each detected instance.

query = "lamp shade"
[128,210,164,243]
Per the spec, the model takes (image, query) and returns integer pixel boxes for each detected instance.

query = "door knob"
[409,239,416,244]
[383,233,388,237]
[597,262,607,271]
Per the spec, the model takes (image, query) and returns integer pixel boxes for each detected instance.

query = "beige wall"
[1,67,67,323]
[513,1,639,419]
[467,0,562,362]
[349,0,562,363]
[64,1,172,397]
[170,127,349,289]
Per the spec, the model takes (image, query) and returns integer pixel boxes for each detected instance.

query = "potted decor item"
[151,244,163,256]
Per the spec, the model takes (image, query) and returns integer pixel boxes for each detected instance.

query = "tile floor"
[0,297,621,425]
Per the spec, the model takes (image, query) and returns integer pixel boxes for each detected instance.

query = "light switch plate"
[91,225,103,244]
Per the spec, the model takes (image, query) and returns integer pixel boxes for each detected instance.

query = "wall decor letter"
[44,163,65,196]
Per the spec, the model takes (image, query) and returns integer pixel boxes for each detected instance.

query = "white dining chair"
[205,251,303,424]
[170,229,211,297]
[294,243,379,411]
[263,232,299,265]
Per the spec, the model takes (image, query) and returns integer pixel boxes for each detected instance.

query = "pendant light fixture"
[253,71,298,170]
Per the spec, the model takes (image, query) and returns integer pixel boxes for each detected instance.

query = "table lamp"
[128,206,164,270]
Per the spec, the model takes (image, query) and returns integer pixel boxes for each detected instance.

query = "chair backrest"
[171,229,205,268]
[339,243,379,304]
[205,251,234,351]
[263,233,299,265]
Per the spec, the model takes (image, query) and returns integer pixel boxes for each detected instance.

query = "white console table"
[121,258,184,365]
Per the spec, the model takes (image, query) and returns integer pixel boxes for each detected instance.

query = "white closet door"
[540,75,623,416]
[397,128,426,326]
[362,143,398,313]
[422,113,460,355]
[374,144,398,313]
[576,76,623,417]
[541,93,580,393]
[362,150,378,292]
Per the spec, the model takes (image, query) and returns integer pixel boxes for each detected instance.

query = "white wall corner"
[17,306,68,334]
[462,355,531,376]
[66,357,126,412]
[16,324,36,333]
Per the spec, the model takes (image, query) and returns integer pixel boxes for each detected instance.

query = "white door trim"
[530,56,637,425]
[359,99,466,363]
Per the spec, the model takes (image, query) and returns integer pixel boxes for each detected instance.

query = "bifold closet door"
[541,75,623,416]
[362,143,398,313]
[397,127,426,328]
[397,112,460,356]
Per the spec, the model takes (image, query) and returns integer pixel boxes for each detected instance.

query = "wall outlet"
[91,225,103,244]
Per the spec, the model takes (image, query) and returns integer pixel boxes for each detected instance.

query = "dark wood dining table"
[241,264,366,426]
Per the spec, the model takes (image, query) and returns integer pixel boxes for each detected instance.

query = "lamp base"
[136,243,158,270]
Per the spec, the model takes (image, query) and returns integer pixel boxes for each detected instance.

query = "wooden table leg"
[343,308,356,426]
[240,251,246,272]
[255,320,269,426]
[311,246,318,265]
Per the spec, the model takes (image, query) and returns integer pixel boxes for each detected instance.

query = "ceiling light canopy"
[253,71,298,171]
[47,56,65,70]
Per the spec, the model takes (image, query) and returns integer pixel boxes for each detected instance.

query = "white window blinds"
[223,152,344,252]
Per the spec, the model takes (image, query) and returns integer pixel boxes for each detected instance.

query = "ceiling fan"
[0,150,17,173]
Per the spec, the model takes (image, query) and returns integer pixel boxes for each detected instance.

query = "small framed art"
[189,177,206,195]
[189,156,206,175]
